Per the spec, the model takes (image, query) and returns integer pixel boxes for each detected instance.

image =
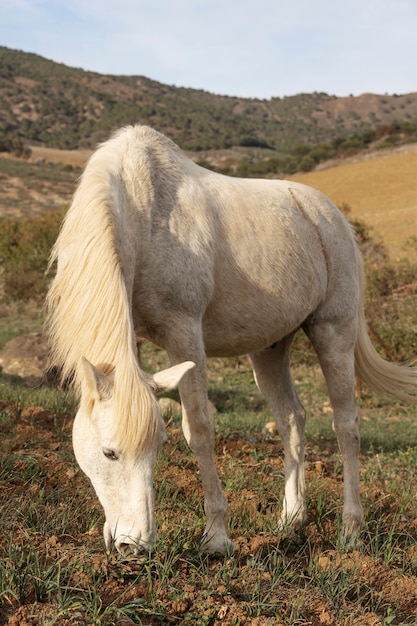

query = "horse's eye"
[103,448,119,461]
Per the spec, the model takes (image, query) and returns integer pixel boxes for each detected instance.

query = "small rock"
[314,461,327,476]
[322,401,333,416]
[0,332,49,386]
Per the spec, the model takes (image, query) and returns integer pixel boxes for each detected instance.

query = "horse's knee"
[181,410,215,455]
[333,414,361,450]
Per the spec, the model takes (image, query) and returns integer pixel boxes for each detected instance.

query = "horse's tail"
[354,251,417,404]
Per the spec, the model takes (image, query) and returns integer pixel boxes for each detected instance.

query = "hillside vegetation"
[1,46,417,161]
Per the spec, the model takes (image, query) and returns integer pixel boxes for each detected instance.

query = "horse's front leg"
[168,342,233,554]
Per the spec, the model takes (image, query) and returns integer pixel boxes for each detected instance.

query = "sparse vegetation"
[0,210,64,303]
[200,121,417,176]
[0,157,79,218]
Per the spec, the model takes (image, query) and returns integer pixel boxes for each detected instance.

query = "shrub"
[0,210,63,302]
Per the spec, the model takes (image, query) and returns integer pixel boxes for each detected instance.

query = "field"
[0,145,417,625]
[289,143,417,262]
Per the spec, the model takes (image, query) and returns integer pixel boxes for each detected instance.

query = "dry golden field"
[289,144,417,261]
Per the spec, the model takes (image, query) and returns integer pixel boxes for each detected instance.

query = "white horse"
[46,125,417,555]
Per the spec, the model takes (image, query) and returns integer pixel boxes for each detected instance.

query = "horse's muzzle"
[104,521,154,557]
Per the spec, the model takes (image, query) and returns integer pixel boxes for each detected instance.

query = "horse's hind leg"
[250,334,308,534]
[305,317,364,545]
[166,329,232,554]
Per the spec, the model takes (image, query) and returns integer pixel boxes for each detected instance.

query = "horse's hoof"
[201,535,234,555]
[277,511,307,537]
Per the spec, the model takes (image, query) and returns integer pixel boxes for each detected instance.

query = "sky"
[1,0,416,100]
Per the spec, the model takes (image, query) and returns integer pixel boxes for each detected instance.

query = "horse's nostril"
[116,539,149,562]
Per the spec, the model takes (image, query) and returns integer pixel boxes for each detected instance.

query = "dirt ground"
[29,146,92,168]
[1,399,417,625]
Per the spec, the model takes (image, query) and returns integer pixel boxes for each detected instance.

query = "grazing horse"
[46,125,417,555]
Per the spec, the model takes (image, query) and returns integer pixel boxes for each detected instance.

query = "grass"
[1,338,417,625]
[0,300,44,349]
[0,157,78,218]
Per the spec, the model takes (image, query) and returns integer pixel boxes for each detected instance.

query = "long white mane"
[46,127,165,455]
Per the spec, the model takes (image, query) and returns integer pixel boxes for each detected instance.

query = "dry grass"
[289,144,417,261]
[29,146,92,168]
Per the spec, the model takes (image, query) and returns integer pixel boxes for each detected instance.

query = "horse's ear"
[152,361,195,393]
[81,357,113,401]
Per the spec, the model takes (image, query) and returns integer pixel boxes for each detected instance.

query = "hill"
[1,46,417,157]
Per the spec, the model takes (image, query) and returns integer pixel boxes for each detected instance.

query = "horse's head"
[72,357,194,556]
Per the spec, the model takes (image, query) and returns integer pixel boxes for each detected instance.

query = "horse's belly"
[201,296,315,357]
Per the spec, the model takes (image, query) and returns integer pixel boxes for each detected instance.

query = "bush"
[0,210,63,302]
[298,155,316,172]
[0,135,31,158]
